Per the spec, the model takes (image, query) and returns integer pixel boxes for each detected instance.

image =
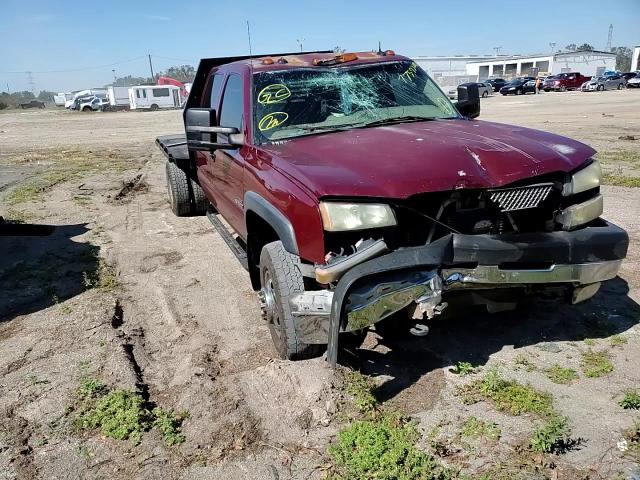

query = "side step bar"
[206,208,249,271]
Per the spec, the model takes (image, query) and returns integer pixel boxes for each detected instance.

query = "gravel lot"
[0,89,639,479]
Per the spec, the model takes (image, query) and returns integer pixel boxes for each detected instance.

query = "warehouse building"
[465,50,617,80]
[413,54,496,86]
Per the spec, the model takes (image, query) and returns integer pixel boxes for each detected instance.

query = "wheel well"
[246,210,280,290]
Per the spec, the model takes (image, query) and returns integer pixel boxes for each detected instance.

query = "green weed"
[327,413,452,480]
[152,408,188,446]
[459,416,501,441]
[583,338,596,346]
[545,365,579,384]
[83,259,119,291]
[609,335,627,347]
[75,389,151,443]
[513,354,536,372]
[343,370,378,416]
[619,391,640,410]
[529,415,572,453]
[580,349,614,378]
[468,369,554,417]
[451,361,476,376]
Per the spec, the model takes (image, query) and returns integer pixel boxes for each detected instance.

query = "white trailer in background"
[54,92,74,107]
[128,85,181,110]
[105,86,130,110]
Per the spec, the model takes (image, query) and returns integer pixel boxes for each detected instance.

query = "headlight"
[563,160,601,196]
[319,202,396,231]
[509,87,515,90]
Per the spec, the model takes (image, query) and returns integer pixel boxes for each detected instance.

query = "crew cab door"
[201,73,247,233]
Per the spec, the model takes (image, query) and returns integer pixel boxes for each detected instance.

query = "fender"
[244,191,299,255]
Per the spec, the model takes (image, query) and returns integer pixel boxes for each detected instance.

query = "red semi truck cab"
[156,51,627,366]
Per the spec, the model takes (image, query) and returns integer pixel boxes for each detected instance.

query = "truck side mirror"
[455,83,480,119]
[185,108,244,151]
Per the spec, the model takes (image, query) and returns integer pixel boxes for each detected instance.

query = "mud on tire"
[259,241,324,360]
[165,161,192,216]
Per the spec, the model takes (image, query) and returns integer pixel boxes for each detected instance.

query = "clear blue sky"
[1,0,638,93]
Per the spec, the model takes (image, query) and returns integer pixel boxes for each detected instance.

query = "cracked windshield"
[253,60,458,142]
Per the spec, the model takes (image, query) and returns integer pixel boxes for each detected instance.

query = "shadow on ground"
[341,277,640,404]
[0,222,99,321]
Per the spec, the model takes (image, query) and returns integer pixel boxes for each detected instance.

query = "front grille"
[488,183,553,212]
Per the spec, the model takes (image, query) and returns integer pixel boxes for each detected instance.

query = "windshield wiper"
[356,115,438,128]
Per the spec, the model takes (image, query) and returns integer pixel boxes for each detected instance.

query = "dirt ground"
[1,89,639,480]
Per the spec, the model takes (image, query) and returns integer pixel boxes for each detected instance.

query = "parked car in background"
[626,73,640,88]
[20,100,45,109]
[448,82,492,99]
[581,75,626,92]
[486,78,507,91]
[499,77,536,95]
[543,72,590,91]
[621,72,639,82]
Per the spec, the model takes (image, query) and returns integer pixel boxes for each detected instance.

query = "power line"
[0,56,148,74]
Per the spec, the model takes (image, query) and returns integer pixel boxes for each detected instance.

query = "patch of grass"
[597,149,640,165]
[583,338,596,346]
[3,147,132,205]
[343,370,378,416]
[619,391,640,410]
[75,389,151,443]
[72,195,92,206]
[602,173,640,188]
[152,408,188,446]
[530,415,572,453]
[513,353,536,372]
[451,361,476,376]
[460,369,553,417]
[460,416,501,441]
[327,413,453,480]
[609,334,627,347]
[2,208,37,223]
[545,365,579,385]
[83,259,119,291]
[73,376,188,446]
[580,349,614,378]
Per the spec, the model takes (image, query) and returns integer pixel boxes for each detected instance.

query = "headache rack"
[185,50,332,112]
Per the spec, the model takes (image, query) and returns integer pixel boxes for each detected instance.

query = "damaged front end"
[290,171,628,366]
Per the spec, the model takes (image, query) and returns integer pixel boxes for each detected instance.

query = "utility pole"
[6,82,9,94]
[549,42,556,53]
[607,24,613,51]
[493,46,502,56]
[296,38,305,52]
[26,71,35,94]
[148,54,155,82]
[112,69,117,84]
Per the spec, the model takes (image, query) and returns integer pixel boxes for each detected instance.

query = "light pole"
[112,69,117,85]
[296,38,305,52]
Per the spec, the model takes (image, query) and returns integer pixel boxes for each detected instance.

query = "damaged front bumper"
[290,220,628,366]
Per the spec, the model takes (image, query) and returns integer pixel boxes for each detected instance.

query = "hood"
[260,119,595,199]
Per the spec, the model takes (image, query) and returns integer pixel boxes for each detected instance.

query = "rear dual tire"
[165,161,208,216]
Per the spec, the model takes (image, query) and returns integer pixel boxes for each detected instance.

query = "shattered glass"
[252,60,459,143]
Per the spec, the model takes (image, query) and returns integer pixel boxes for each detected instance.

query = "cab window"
[209,73,225,110]
[219,74,243,131]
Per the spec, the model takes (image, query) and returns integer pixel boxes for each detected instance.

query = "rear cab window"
[218,74,244,140]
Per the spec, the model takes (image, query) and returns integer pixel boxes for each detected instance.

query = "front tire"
[150,104,159,111]
[560,86,566,92]
[482,91,488,98]
[165,161,191,216]
[259,241,323,360]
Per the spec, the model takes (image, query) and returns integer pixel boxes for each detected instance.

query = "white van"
[128,85,181,110]
[106,86,130,110]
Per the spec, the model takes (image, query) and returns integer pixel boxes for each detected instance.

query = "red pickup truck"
[543,72,591,91]
[157,51,627,366]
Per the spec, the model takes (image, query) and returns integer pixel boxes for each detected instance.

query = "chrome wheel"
[259,270,281,335]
